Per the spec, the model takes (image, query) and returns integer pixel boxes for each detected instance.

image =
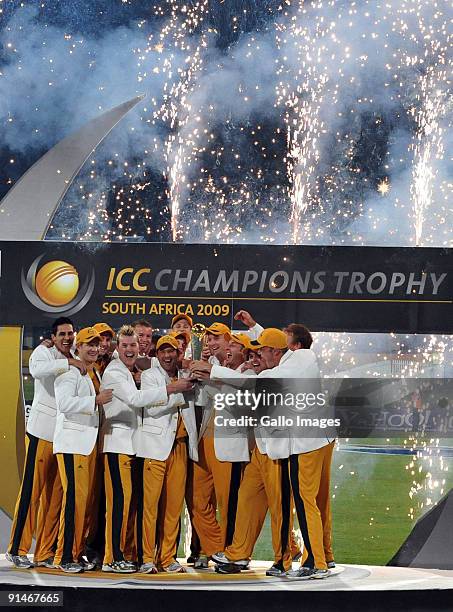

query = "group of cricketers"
[6,309,335,580]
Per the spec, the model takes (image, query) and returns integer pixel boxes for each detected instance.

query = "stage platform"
[2,557,453,592]
[1,556,453,611]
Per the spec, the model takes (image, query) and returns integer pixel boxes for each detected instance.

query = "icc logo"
[21,255,95,316]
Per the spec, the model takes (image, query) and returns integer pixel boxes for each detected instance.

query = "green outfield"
[176,440,453,566]
[22,377,34,403]
[253,443,453,566]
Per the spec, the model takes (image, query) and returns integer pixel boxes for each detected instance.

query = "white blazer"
[198,374,254,463]
[211,349,334,460]
[134,364,198,462]
[53,367,99,455]
[27,345,70,442]
[246,323,264,340]
[100,358,167,455]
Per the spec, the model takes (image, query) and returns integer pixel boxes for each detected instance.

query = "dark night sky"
[0,1,449,246]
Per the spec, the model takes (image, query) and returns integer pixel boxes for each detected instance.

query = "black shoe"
[85,546,102,568]
[102,560,136,573]
[193,555,209,570]
[211,552,249,567]
[78,558,96,571]
[266,563,286,577]
[215,563,242,574]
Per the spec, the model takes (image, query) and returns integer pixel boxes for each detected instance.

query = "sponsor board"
[0,241,451,332]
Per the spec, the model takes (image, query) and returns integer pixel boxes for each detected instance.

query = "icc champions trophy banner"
[0,241,451,333]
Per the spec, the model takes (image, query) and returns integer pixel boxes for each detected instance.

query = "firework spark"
[0,0,451,247]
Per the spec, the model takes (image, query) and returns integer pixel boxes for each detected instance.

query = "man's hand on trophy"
[167,379,194,395]
[201,345,211,361]
[189,360,212,379]
[191,370,211,380]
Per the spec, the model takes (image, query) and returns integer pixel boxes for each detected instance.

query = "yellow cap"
[171,313,193,328]
[230,333,253,350]
[204,322,231,337]
[156,335,179,351]
[251,328,287,350]
[93,322,115,337]
[76,327,102,345]
[171,330,191,343]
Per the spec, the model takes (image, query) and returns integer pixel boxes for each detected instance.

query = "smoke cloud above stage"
[0,0,450,246]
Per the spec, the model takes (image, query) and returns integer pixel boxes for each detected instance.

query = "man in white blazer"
[6,317,85,570]
[221,314,334,572]
[191,327,332,577]
[83,321,115,566]
[53,327,113,573]
[284,323,336,576]
[135,335,196,574]
[190,323,243,565]
[233,321,335,573]
[100,324,177,573]
[190,321,264,568]
[191,332,258,569]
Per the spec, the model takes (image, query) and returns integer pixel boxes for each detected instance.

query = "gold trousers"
[289,441,335,570]
[136,439,187,568]
[225,448,292,570]
[54,448,97,566]
[103,453,137,565]
[8,434,62,562]
[191,436,243,556]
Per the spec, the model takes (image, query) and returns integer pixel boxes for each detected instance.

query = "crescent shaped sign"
[0,94,145,242]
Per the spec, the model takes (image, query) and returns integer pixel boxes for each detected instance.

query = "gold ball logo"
[35,261,79,307]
